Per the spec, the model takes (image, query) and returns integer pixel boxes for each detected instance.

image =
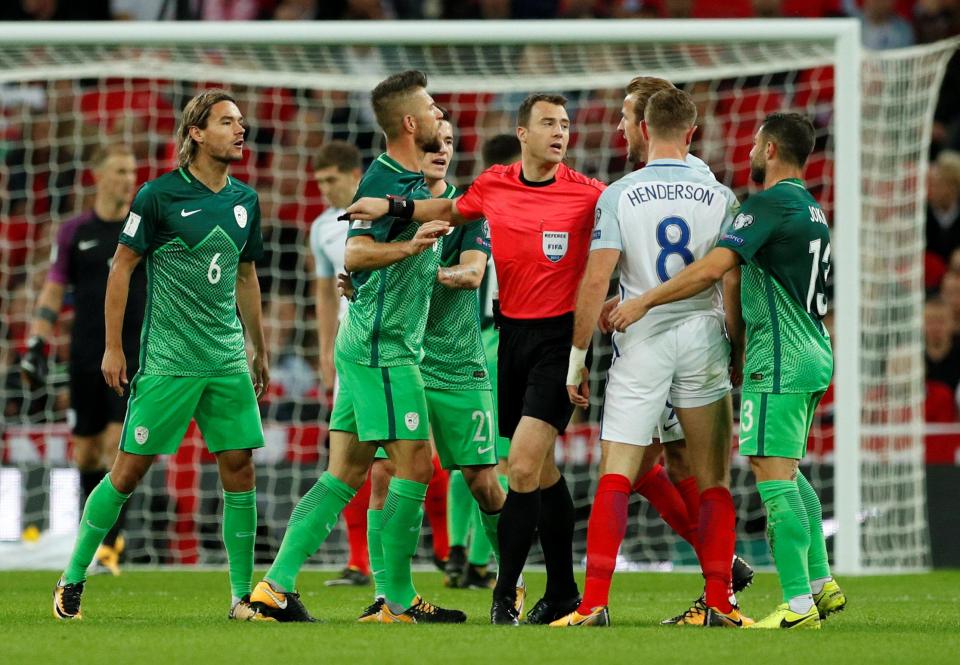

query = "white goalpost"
[0,20,955,575]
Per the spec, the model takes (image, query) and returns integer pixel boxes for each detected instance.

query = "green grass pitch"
[8,570,959,665]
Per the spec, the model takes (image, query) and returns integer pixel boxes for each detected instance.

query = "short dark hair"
[644,88,697,136]
[760,112,816,168]
[482,134,521,167]
[517,93,567,128]
[313,140,362,173]
[370,70,428,139]
[625,76,675,122]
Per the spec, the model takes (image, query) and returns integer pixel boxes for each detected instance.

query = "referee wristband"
[387,195,414,220]
[566,346,588,386]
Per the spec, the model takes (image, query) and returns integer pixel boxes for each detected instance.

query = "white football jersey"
[592,156,739,352]
[308,206,349,321]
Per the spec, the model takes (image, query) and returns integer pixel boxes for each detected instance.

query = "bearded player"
[609,112,847,629]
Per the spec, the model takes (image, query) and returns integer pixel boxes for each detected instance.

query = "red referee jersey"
[456,162,605,319]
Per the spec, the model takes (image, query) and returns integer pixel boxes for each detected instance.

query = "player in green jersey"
[608,112,846,630]
[53,89,269,621]
[446,134,520,590]
[248,71,465,625]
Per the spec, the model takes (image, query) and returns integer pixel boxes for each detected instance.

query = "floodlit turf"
[8,569,959,665]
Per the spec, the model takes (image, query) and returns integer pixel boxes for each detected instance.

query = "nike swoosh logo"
[234,531,256,538]
[265,587,287,609]
[181,209,201,217]
[663,420,679,431]
[780,614,811,628]
[477,445,495,454]
[78,240,99,251]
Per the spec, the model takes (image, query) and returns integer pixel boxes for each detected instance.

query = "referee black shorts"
[496,311,577,439]
[69,365,135,437]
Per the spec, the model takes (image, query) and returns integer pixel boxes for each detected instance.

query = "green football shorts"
[481,326,510,460]
[119,372,264,456]
[737,390,824,459]
[330,359,430,442]
[426,387,497,470]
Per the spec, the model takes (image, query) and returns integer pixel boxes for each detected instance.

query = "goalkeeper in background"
[53,89,269,621]
[22,142,143,576]
[609,112,846,629]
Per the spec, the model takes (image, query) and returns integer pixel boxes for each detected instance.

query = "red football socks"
[342,473,371,574]
[579,473,632,612]
[425,455,450,562]
[699,486,736,613]
[634,464,698,549]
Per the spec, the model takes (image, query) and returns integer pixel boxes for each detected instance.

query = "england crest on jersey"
[234,205,248,228]
[542,231,568,263]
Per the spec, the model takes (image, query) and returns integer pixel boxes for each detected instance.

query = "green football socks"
[757,479,811,602]
[472,475,507,566]
[367,508,386,598]
[381,477,427,610]
[63,474,130,584]
[474,508,501,566]
[448,470,472,548]
[265,472,356,592]
[222,488,257,600]
[795,471,832,582]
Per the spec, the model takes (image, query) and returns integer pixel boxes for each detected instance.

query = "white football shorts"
[601,315,731,446]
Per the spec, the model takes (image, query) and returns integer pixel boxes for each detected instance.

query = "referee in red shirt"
[347,94,605,625]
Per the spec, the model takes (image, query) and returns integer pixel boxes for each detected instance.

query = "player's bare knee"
[463,466,505,511]
[216,450,255,491]
[369,459,393,506]
[73,437,101,471]
[507,455,541,492]
[663,443,691,482]
[109,452,153,494]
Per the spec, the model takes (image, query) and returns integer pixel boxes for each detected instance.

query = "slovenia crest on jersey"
[542,231,568,263]
[404,412,420,431]
[234,205,248,228]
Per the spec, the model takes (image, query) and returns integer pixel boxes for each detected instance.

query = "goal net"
[0,21,954,573]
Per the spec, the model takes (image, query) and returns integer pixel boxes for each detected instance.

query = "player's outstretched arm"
[567,248,621,407]
[102,244,141,396]
[345,196,476,227]
[609,247,741,332]
[343,220,450,272]
[437,249,487,290]
[237,261,269,399]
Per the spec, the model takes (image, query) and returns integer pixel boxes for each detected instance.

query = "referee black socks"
[538,475,579,601]
[493,487,541,600]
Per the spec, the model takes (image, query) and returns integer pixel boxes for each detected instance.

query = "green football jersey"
[119,167,263,376]
[716,178,833,393]
[335,153,438,367]
[421,184,492,391]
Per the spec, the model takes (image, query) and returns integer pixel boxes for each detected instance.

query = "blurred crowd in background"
[0,0,959,438]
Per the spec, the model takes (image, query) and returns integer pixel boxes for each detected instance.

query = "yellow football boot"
[746,603,821,630]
